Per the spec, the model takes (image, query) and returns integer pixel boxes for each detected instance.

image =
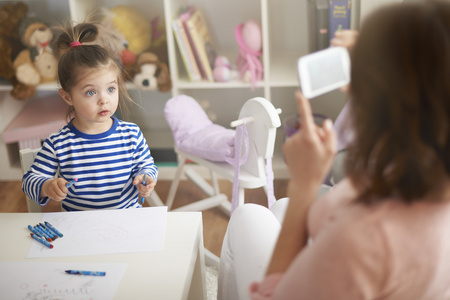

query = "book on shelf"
[182,6,216,82]
[172,7,201,82]
[329,0,351,38]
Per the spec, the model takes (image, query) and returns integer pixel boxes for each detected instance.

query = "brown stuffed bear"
[133,52,172,92]
[0,2,36,100]
[13,17,58,87]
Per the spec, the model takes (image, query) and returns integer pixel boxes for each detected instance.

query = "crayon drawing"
[71,221,129,245]
[0,262,126,300]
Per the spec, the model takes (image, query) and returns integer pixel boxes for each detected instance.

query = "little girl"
[22,21,158,211]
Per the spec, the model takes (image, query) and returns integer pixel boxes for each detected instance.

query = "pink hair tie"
[70,41,82,48]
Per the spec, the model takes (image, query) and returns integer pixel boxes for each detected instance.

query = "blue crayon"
[34,225,53,241]
[140,174,147,204]
[32,225,47,237]
[65,270,106,276]
[39,223,57,237]
[28,225,43,237]
[31,233,53,249]
[66,178,78,188]
[44,221,63,238]
[35,224,52,240]
[39,223,58,240]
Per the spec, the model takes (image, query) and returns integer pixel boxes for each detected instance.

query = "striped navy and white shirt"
[22,117,158,211]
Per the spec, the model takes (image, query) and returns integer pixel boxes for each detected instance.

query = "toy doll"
[234,20,263,89]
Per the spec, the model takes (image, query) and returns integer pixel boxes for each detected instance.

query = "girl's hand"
[42,178,69,202]
[133,174,156,199]
[283,91,337,196]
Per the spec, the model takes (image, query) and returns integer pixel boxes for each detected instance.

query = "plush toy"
[235,20,263,89]
[13,17,58,87]
[104,5,171,92]
[213,56,238,82]
[109,5,152,56]
[133,52,172,92]
[0,2,37,100]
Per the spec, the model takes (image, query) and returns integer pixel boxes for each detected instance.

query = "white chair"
[164,96,281,216]
[19,148,43,212]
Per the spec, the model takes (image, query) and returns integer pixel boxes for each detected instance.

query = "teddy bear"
[104,5,171,92]
[133,52,171,92]
[0,2,37,100]
[13,17,58,87]
[109,5,152,55]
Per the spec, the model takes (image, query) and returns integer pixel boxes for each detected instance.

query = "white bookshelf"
[0,0,397,180]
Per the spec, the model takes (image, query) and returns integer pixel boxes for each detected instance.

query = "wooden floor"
[0,179,288,257]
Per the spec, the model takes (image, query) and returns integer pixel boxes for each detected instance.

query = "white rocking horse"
[164,95,281,216]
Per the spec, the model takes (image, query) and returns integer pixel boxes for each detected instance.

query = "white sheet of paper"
[0,262,126,300]
[27,207,167,258]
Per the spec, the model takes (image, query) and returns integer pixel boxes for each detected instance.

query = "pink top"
[250,179,450,299]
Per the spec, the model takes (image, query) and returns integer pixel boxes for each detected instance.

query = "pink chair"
[3,95,68,150]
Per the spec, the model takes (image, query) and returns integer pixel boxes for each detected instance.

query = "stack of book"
[308,0,352,52]
[172,5,217,82]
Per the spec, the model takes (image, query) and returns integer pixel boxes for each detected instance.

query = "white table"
[0,212,206,300]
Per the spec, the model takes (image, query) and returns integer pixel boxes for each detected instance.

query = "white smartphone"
[297,46,351,98]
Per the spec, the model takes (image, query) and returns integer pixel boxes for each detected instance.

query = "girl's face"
[59,66,119,134]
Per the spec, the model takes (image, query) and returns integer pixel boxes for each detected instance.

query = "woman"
[218,1,450,299]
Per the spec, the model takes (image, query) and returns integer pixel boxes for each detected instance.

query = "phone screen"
[298,47,350,98]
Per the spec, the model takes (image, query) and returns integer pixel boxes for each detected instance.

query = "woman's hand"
[331,30,359,49]
[133,174,156,199]
[283,91,337,197]
[266,91,337,276]
[331,30,358,93]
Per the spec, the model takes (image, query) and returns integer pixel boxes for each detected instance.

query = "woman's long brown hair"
[346,0,450,204]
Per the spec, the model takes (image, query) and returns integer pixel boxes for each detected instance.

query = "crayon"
[140,174,147,204]
[65,270,106,276]
[33,225,53,242]
[36,224,54,241]
[39,223,58,240]
[66,178,78,188]
[44,221,64,238]
[27,225,43,238]
[31,233,53,249]
[35,224,49,239]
